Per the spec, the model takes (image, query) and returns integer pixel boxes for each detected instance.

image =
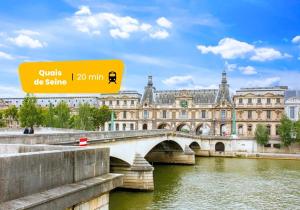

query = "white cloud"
[149,29,169,39]
[225,61,237,71]
[292,35,300,44]
[75,5,91,16]
[197,38,254,59]
[0,51,14,60]
[140,23,152,31]
[156,17,172,28]
[163,75,194,86]
[250,48,291,61]
[15,29,40,36]
[247,77,280,87]
[71,6,171,39]
[8,34,46,48]
[197,37,290,61]
[238,66,257,75]
[110,29,129,39]
[162,75,219,89]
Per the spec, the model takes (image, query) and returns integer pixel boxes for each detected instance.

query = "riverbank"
[204,150,300,160]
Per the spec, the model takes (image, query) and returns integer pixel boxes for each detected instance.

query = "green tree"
[43,104,56,127]
[54,101,70,128]
[255,124,269,146]
[19,94,43,129]
[4,105,18,126]
[0,111,6,127]
[92,105,112,130]
[74,103,94,130]
[295,119,300,142]
[278,115,293,147]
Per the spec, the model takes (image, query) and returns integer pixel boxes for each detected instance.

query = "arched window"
[143,124,148,130]
[215,142,225,152]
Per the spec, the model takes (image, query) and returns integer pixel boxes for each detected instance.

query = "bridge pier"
[68,193,109,210]
[145,145,195,165]
[110,154,154,191]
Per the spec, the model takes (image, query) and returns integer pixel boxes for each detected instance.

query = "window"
[116,100,119,106]
[123,111,127,119]
[267,110,271,119]
[181,110,188,119]
[131,100,134,105]
[130,123,134,130]
[239,98,243,104]
[238,125,243,135]
[109,100,112,105]
[266,125,271,135]
[162,110,167,119]
[144,110,148,119]
[102,101,105,105]
[247,98,252,104]
[290,106,295,119]
[248,110,252,119]
[201,110,206,119]
[267,98,271,104]
[108,123,111,131]
[116,123,119,131]
[247,124,252,134]
[257,98,261,104]
[124,100,127,106]
[276,98,280,104]
[276,125,280,136]
[122,123,126,131]
[221,110,226,120]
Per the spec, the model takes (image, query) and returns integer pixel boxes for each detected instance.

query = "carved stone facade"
[233,87,287,137]
[0,72,291,138]
[100,71,234,136]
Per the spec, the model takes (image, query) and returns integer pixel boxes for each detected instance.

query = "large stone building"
[233,86,287,137]
[0,71,293,138]
[101,71,234,136]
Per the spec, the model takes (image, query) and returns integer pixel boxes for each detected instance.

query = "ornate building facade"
[100,71,234,136]
[233,86,287,137]
[0,71,291,137]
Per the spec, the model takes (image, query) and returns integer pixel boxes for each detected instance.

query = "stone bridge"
[0,129,260,191]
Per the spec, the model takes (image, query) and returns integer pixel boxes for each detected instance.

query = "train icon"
[109,71,116,84]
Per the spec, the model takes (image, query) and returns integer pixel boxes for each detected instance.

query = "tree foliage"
[255,124,269,145]
[4,105,18,126]
[54,101,70,128]
[91,105,112,130]
[74,103,94,130]
[19,94,43,128]
[0,111,6,127]
[278,115,294,147]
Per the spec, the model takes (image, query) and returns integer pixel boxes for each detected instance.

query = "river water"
[110,157,300,210]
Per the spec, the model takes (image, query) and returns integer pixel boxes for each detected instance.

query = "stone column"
[110,154,154,191]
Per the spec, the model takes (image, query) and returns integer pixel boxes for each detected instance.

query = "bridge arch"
[145,140,184,156]
[176,123,191,132]
[157,123,171,130]
[215,142,225,152]
[195,124,203,135]
[110,156,130,167]
[189,141,201,150]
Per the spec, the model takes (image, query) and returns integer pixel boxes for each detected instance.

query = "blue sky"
[0,0,300,97]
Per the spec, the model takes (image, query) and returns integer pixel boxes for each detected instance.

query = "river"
[110,157,300,210]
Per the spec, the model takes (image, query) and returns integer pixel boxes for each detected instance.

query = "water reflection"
[110,158,300,210]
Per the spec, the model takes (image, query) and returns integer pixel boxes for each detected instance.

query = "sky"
[0,0,300,97]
